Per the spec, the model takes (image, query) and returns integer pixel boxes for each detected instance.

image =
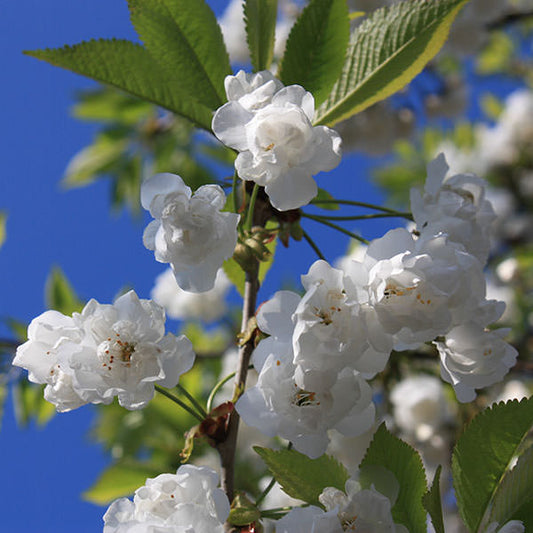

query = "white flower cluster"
[276,475,407,532]
[237,153,517,457]
[103,465,230,533]
[142,173,239,293]
[212,70,342,211]
[13,290,195,411]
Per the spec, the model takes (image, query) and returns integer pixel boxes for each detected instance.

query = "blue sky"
[0,2,394,531]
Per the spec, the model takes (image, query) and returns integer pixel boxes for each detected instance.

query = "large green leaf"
[315,0,468,126]
[423,465,445,533]
[128,0,230,109]
[452,398,533,533]
[490,445,533,529]
[83,461,162,504]
[254,446,348,506]
[279,0,349,106]
[360,423,427,533]
[244,0,278,72]
[25,40,213,130]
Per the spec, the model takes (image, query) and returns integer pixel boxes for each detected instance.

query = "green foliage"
[83,461,162,504]
[12,380,56,428]
[477,31,515,75]
[423,465,445,533]
[279,0,350,106]
[254,446,348,506]
[360,423,427,533]
[315,0,468,126]
[127,0,230,110]
[452,397,533,532]
[45,267,84,315]
[244,0,278,72]
[0,211,6,249]
[490,446,533,529]
[180,323,231,358]
[25,40,213,130]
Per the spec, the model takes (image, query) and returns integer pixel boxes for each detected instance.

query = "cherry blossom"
[103,465,230,533]
[212,79,342,211]
[141,173,239,292]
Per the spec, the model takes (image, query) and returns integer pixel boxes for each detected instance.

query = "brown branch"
[486,9,533,30]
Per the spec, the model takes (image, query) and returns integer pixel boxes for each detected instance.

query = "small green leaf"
[63,132,128,187]
[127,0,230,109]
[45,267,84,315]
[244,0,278,72]
[312,188,340,210]
[12,381,56,428]
[360,423,427,533]
[83,461,162,504]
[254,446,348,506]
[452,398,533,533]
[279,0,350,106]
[477,31,514,75]
[490,445,533,528]
[315,0,468,126]
[0,211,6,249]
[229,505,261,526]
[423,465,445,533]
[25,40,213,130]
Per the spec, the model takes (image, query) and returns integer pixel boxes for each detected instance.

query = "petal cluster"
[142,173,239,292]
[212,71,342,211]
[103,465,230,533]
[13,290,195,411]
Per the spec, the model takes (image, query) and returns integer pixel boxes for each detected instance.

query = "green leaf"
[452,398,533,533]
[0,211,6,249]
[244,0,278,72]
[83,461,162,504]
[423,465,445,533]
[490,445,533,528]
[279,0,350,106]
[315,0,468,126]
[360,423,427,533]
[12,381,56,428]
[312,188,340,210]
[45,267,84,315]
[127,0,230,109]
[25,40,213,130]
[63,132,128,187]
[254,446,348,506]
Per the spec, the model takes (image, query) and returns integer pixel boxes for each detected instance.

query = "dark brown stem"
[217,261,259,530]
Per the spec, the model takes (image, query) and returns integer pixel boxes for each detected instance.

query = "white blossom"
[357,228,486,350]
[390,375,452,441]
[212,80,342,211]
[224,70,284,112]
[275,506,342,533]
[103,465,230,533]
[485,520,525,533]
[12,310,86,412]
[410,153,497,263]
[13,291,195,411]
[151,268,230,322]
[141,173,239,292]
[436,324,518,402]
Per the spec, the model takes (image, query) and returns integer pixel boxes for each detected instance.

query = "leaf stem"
[301,213,369,244]
[245,183,260,231]
[154,385,204,422]
[255,476,277,507]
[310,198,406,214]
[301,229,326,260]
[232,170,239,216]
[207,372,236,413]
[307,212,413,221]
[175,383,208,419]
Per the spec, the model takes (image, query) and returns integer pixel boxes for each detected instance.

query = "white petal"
[265,168,318,211]
[212,101,253,151]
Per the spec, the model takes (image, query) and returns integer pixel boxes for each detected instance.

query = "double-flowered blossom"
[276,475,408,532]
[236,291,375,459]
[410,153,497,263]
[212,70,342,211]
[103,465,230,533]
[141,173,239,292]
[13,290,195,411]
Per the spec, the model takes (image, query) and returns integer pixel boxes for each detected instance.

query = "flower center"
[98,334,136,370]
[291,385,321,407]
